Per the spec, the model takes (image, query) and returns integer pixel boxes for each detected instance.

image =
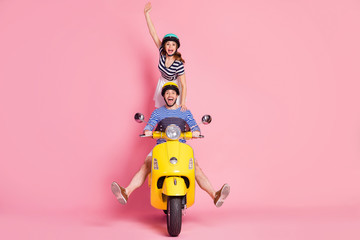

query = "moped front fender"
[162,177,186,196]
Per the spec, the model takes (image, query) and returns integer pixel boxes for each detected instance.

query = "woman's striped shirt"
[158,47,185,81]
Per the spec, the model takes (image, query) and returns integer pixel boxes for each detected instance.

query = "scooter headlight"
[165,124,181,140]
[170,157,178,165]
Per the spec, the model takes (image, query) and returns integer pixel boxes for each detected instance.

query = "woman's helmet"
[161,82,180,96]
[162,33,180,48]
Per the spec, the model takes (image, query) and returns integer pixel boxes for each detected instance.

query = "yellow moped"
[134,113,212,237]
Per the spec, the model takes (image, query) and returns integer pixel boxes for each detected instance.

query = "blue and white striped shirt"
[144,106,200,144]
[158,47,185,81]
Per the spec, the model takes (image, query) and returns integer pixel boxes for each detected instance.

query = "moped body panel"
[150,141,195,210]
[162,177,186,196]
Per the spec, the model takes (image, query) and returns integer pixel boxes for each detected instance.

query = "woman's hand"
[144,2,152,14]
[144,1,161,48]
[180,104,187,112]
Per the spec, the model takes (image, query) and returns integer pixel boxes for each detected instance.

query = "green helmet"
[162,33,180,48]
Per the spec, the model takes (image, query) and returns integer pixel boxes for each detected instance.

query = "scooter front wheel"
[166,196,182,237]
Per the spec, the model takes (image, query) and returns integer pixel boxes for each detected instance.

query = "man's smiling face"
[164,89,178,107]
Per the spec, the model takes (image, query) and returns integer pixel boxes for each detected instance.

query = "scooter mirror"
[201,115,212,125]
[134,113,145,123]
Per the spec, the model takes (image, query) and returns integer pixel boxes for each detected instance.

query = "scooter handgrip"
[194,135,204,138]
[139,134,152,137]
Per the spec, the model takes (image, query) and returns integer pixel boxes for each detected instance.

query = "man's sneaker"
[111,181,128,205]
[214,184,230,208]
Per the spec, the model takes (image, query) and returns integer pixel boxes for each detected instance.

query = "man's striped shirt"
[144,106,200,144]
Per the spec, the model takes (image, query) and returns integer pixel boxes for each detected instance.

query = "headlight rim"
[165,124,181,140]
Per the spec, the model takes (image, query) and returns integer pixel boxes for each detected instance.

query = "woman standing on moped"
[144,2,188,111]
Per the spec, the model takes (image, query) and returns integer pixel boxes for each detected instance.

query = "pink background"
[0,0,359,239]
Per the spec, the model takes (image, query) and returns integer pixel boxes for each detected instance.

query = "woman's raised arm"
[144,2,162,49]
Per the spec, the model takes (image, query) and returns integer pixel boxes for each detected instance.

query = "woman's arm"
[179,74,187,111]
[144,2,162,48]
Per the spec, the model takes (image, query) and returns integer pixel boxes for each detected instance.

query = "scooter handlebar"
[195,135,205,138]
[139,132,204,139]
[139,134,152,138]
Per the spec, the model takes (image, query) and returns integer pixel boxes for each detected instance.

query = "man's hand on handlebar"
[144,130,153,136]
[192,131,201,138]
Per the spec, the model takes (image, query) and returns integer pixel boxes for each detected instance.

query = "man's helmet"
[161,82,180,96]
[162,33,180,48]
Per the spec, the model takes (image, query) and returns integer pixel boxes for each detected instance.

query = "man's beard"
[164,97,176,107]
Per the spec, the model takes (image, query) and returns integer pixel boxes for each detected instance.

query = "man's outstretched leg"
[194,159,230,207]
[111,155,152,205]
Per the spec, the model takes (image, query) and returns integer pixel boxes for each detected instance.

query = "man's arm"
[144,109,160,132]
[185,110,201,132]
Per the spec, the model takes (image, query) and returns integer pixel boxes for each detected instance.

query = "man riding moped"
[111,82,230,235]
